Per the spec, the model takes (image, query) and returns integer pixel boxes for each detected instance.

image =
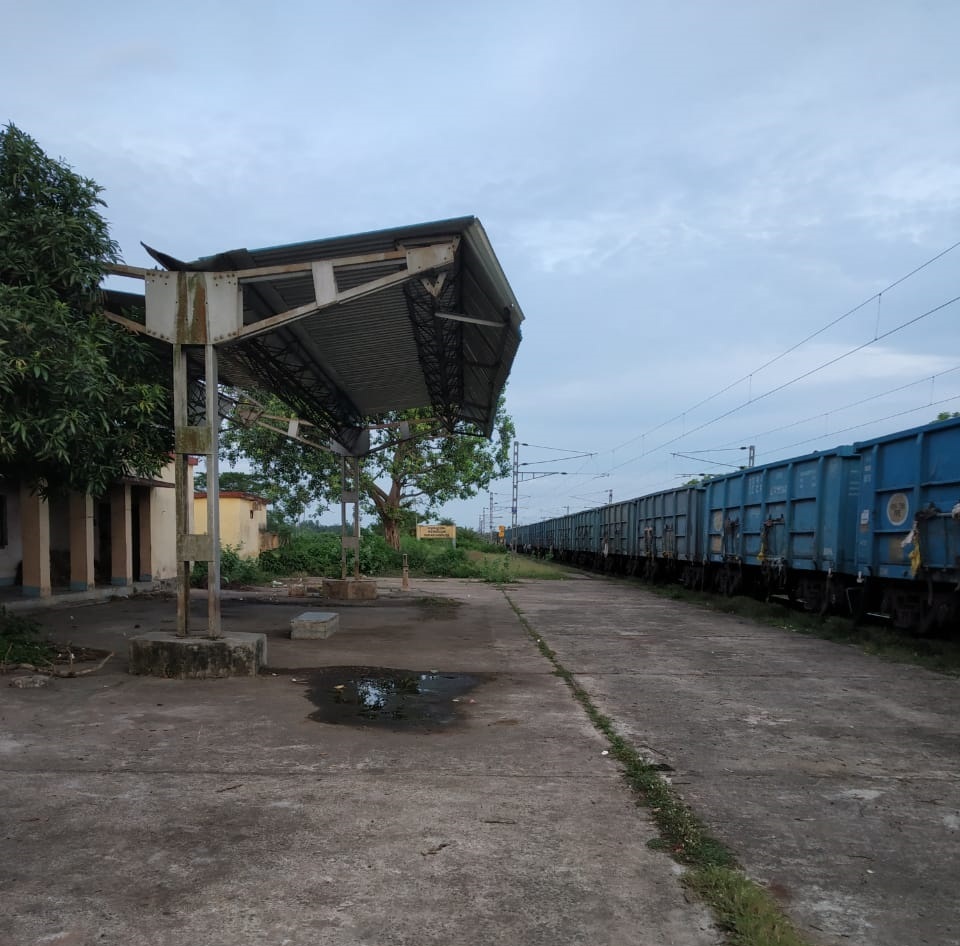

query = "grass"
[504,591,816,946]
[0,608,56,667]
[464,551,572,582]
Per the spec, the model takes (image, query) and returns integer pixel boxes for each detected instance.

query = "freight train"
[507,416,960,634]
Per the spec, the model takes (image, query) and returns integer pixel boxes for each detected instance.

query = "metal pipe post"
[204,343,222,638]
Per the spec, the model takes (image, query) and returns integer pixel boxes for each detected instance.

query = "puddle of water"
[299,666,485,728]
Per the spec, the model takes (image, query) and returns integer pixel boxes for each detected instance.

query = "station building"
[0,460,193,599]
[193,490,279,559]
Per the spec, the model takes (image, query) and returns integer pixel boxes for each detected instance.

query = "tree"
[220,395,515,549]
[0,124,172,497]
[194,470,277,496]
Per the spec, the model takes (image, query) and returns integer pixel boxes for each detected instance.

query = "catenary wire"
[766,394,960,455]
[709,365,960,447]
[601,292,960,476]
[605,237,960,455]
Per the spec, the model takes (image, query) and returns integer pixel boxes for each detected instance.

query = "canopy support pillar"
[340,456,361,580]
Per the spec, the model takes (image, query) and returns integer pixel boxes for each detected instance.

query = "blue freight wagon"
[598,499,638,572]
[853,416,960,630]
[635,487,703,582]
[701,446,861,607]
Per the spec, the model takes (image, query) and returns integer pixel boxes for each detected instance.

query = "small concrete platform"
[128,630,267,678]
[290,611,339,639]
[323,578,377,601]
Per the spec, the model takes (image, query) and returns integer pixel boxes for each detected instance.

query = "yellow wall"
[194,493,268,559]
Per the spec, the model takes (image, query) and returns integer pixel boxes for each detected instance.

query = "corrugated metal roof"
[145,216,522,447]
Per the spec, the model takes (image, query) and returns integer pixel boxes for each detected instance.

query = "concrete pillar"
[19,484,51,597]
[137,487,153,581]
[68,493,95,591]
[110,483,133,586]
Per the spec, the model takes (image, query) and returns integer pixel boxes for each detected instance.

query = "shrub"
[0,607,55,665]
[258,531,397,578]
[191,545,265,587]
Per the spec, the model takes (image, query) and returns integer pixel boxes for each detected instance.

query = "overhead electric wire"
[670,452,743,469]
[605,236,960,456]
[602,291,960,476]
[767,394,960,455]
[519,243,960,508]
[520,442,591,453]
[711,364,960,447]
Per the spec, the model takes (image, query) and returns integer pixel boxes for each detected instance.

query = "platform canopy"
[110,216,523,455]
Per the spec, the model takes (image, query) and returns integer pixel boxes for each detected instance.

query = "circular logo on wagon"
[886,492,910,527]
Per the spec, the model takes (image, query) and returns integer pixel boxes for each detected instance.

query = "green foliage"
[254,529,395,578]
[0,124,172,497]
[682,474,715,487]
[195,470,276,497]
[191,546,265,587]
[477,555,513,583]
[419,547,471,577]
[186,528,564,582]
[0,124,116,306]
[685,867,812,946]
[452,526,508,554]
[935,411,960,422]
[358,532,393,575]
[366,507,418,542]
[0,607,55,665]
[258,532,343,576]
[220,391,515,549]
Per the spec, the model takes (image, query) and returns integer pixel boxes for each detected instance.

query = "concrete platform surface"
[0,581,716,946]
[4,576,958,945]
[508,579,960,946]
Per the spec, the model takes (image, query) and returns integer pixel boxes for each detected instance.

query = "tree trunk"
[371,477,405,551]
[383,516,401,551]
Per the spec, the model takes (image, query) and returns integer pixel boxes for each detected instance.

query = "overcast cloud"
[4,0,960,527]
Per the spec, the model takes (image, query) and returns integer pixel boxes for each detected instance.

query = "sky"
[5,0,960,531]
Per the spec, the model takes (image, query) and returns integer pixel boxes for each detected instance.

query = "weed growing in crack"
[504,590,815,946]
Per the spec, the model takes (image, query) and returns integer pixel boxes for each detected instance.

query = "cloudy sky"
[5,0,960,528]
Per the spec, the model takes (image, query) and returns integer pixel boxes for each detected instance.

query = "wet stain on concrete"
[295,666,485,728]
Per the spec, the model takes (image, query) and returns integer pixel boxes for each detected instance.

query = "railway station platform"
[2,576,957,945]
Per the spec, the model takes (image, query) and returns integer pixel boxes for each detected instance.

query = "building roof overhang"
[106,216,523,454]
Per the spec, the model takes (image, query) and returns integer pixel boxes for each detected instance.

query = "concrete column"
[137,488,153,581]
[19,484,51,597]
[68,493,95,591]
[110,483,133,586]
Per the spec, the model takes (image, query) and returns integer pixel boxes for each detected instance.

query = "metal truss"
[404,273,465,430]
[224,330,367,453]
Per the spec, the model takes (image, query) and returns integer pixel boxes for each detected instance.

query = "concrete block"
[290,611,339,640]
[322,578,378,601]
[128,631,267,678]
[287,580,324,596]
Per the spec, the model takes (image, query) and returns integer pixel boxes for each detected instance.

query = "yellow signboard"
[416,524,457,541]
[498,525,505,538]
